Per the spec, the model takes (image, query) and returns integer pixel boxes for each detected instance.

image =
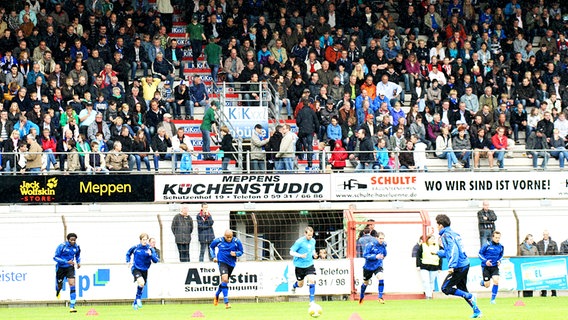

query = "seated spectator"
[85,141,109,174]
[510,103,527,144]
[132,129,151,172]
[453,126,472,168]
[550,129,568,169]
[399,140,416,171]
[39,128,58,171]
[373,138,391,172]
[491,126,508,169]
[151,127,172,172]
[189,76,211,110]
[435,126,462,171]
[472,128,495,169]
[66,139,81,173]
[105,140,130,171]
[526,129,550,170]
[151,52,174,85]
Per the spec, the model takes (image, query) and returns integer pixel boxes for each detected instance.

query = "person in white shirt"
[554,112,568,139]
[428,65,447,86]
[376,74,404,106]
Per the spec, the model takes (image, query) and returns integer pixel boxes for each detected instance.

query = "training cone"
[191,310,205,318]
[86,308,99,316]
[514,300,525,307]
[349,312,363,320]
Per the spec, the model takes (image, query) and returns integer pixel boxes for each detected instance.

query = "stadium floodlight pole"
[251,213,258,261]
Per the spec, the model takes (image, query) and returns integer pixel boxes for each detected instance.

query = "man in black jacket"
[165,39,184,80]
[265,125,283,172]
[350,128,374,171]
[296,101,319,168]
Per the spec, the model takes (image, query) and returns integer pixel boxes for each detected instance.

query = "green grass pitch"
[1,297,568,320]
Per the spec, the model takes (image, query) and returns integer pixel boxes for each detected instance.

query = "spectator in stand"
[151,126,172,171]
[296,98,319,168]
[536,230,558,297]
[127,38,149,80]
[204,36,222,92]
[276,124,295,172]
[174,80,192,120]
[510,104,527,144]
[550,128,568,169]
[520,234,539,297]
[164,39,184,80]
[200,101,218,161]
[152,52,174,86]
[105,140,130,171]
[435,126,462,171]
[190,75,210,111]
[526,128,550,170]
[186,14,206,69]
[472,128,495,169]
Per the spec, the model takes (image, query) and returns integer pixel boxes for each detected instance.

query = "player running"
[290,226,318,305]
[479,231,504,304]
[53,233,81,313]
[436,214,482,318]
[126,233,159,310]
[210,229,244,309]
[359,232,387,304]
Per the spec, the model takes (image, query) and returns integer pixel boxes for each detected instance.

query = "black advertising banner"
[0,175,155,204]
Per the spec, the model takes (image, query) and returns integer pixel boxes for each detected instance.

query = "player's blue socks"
[454,289,472,299]
[69,286,76,308]
[491,285,498,300]
[136,286,143,299]
[309,284,315,303]
[216,284,223,298]
[360,283,367,300]
[220,283,229,304]
[293,282,299,289]
[378,280,384,299]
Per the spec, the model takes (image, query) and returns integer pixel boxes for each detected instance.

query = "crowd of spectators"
[1,0,568,173]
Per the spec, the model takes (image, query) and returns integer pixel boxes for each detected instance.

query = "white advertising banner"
[222,106,268,139]
[0,261,351,301]
[155,174,330,202]
[330,171,568,201]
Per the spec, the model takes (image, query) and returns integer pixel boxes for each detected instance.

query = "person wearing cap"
[526,127,550,169]
[185,14,206,68]
[204,35,222,91]
[157,112,176,139]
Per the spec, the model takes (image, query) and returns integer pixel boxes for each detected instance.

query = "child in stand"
[329,140,347,171]
[66,139,81,172]
[178,143,193,174]
[94,132,108,152]
[94,93,108,114]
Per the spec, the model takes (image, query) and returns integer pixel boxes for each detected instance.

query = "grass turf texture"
[1,297,568,320]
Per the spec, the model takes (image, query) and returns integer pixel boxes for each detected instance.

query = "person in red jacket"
[491,126,508,169]
[329,139,347,171]
[40,128,58,171]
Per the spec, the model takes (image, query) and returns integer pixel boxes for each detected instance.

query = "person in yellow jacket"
[416,234,442,299]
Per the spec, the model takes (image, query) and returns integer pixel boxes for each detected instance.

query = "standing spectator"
[200,101,218,160]
[185,14,206,69]
[536,230,558,297]
[197,203,215,262]
[171,205,194,263]
[477,201,497,248]
[266,125,283,172]
[218,125,235,173]
[204,36,222,92]
[416,234,441,300]
[519,234,539,297]
[296,100,319,168]
[250,124,269,172]
[276,124,295,172]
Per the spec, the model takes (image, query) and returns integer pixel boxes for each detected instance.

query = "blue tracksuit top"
[209,237,244,267]
[126,244,159,272]
[479,241,504,267]
[290,236,317,268]
[363,240,387,271]
[437,226,470,269]
[54,241,81,268]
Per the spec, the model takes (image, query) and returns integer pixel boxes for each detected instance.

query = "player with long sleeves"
[359,232,387,304]
[478,231,504,304]
[289,226,318,305]
[126,233,159,310]
[53,233,81,313]
[210,229,244,309]
[436,214,482,318]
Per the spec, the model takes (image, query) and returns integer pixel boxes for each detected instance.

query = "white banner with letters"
[154,174,330,202]
[0,261,351,301]
[330,171,568,201]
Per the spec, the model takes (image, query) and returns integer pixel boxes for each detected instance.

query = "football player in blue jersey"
[290,226,319,305]
[54,233,81,313]
[210,229,244,309]
[126,233,159,310]
[479,231,504,304]
[359,231,387,304]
